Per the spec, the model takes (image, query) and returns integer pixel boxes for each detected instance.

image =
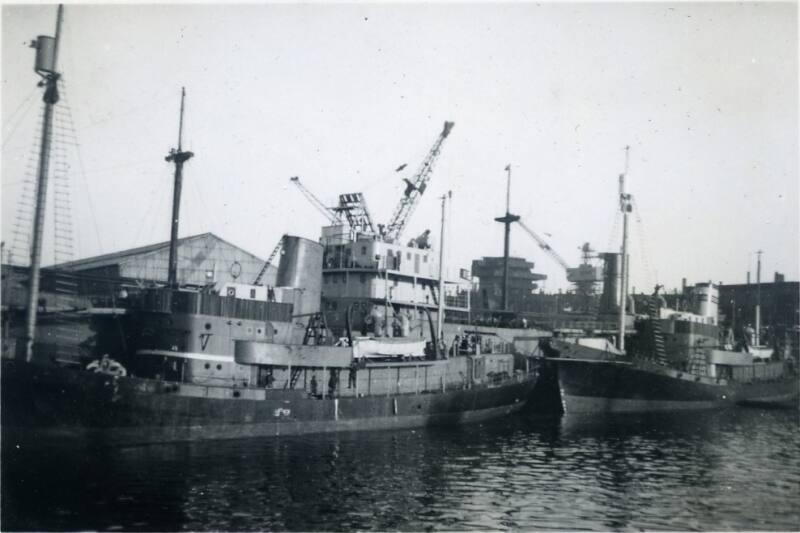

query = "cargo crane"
[381,121,455,243]
[289,176,338,225]
[516,219,603,307]
[290,176,377,235]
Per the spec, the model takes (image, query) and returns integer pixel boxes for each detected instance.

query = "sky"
[2,2,797,292]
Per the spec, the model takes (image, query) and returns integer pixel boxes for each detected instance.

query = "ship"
[1,6,539,447]
[543,150,799,414]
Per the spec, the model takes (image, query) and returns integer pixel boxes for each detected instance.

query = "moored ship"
[545,151,798,414]
[1,13,539,446]
[549,284,798,413]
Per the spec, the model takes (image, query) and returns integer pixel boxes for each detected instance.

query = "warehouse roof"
[50,232,266,272]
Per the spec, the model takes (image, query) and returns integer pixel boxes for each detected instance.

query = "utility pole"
[165,88,194,289]
[25,5,63,362]
[494,165,520,311]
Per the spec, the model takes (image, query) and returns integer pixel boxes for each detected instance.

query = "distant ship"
[544,150,799,413]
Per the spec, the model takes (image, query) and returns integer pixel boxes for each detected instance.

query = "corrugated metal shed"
[53,233,277,287]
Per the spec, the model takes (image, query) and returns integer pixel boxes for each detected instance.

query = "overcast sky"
[2,2,797,292]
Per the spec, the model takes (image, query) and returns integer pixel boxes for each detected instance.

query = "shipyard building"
[53,232,274,288]
[2,232,275,314]
[471,256,547,311]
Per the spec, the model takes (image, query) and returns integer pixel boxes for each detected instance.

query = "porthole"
[205,323,212,331]
[257,328,262,334]
[204,363,210,370]
[216,364,222,370]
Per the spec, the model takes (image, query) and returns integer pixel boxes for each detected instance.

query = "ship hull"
[1,359,534,446]
[552,358,799,414]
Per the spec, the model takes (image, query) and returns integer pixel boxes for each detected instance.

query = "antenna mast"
[25,4,63,362]
[165,88,194,289]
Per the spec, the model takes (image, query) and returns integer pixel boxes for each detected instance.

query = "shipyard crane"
[516,220,571,271]
[289,176,339,225]
[290,176,377,235]
[252,235,286,286]
[516,219,602,292]
[381,121,455,243]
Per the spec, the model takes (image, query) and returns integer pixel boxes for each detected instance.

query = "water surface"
[3,408,798,531]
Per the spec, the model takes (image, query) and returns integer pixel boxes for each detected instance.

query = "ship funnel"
[597,253,621,315]
[694,281,718,324]
[276,235,323,316]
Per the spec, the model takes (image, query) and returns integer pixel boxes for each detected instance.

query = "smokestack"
[598,253,620,315]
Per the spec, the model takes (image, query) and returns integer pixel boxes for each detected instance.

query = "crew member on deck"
[86,354,127,377]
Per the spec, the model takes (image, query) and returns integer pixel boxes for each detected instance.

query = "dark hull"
[1,359,535,446]
[552,358,799,414]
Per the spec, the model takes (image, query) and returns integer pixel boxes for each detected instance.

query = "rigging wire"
[631,197,657,289]
[57,83,104,256]
[7,107,45,266]
[1,87,38,150]
[131,170,167,246]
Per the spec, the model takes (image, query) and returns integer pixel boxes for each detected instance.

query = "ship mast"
[165,88,194,289]
[495,164,520,311]
[617,146,632,352]
[437,191,451,345]
[24,5,63,362]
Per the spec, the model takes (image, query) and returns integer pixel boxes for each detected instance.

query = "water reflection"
[3,409,798,531]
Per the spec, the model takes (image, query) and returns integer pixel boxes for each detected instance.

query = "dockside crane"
[381,121,455,243]
[289,176,339,225]
[290,176,377,235]
[516,220,571,272]
[516,219,602,299]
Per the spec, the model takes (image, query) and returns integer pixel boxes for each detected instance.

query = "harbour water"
[3,408,798,531]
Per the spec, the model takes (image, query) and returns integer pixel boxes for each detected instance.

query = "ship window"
[360,274,366,283]
[333,276,338,284]
[423,255,428,263]
[257,328,262,334]
[250,289,256,298]
[205,323,211,330]
[407,252,411,260]
[361,246,367,255]
[204,363,210,369]
[216,364,223,370]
